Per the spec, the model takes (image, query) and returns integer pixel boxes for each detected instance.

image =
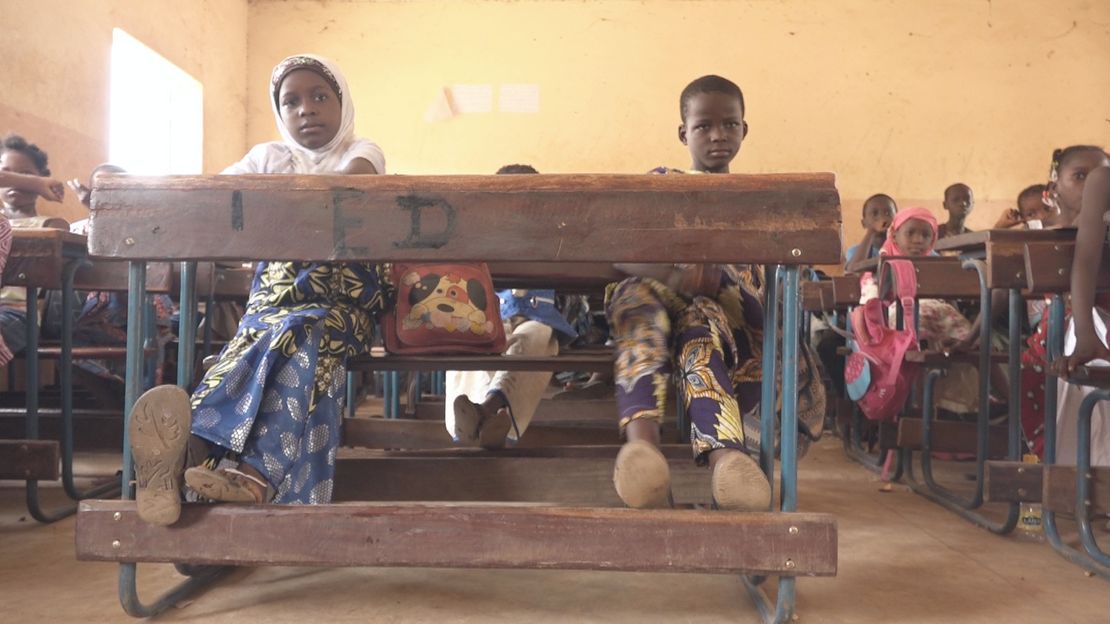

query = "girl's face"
[278,69,342,150]
[1050,150,1110,224]
[0,149,43,209]
[893,218,935,256]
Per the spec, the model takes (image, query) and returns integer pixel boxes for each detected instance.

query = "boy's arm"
[845,230,878,273]
[1059,166,1110,374]
[0,172,65,202]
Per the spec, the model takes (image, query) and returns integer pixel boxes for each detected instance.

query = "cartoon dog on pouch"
[401,270,494,336]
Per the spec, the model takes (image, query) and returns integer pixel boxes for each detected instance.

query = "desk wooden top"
[4,228,87,288]
[852,256,981,298]
[933,228,1076,253]
[88,173,842,265]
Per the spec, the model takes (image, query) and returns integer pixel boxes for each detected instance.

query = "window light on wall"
[109,28,203,174]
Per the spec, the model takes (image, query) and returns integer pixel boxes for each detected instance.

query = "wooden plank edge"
[76,501,837,577]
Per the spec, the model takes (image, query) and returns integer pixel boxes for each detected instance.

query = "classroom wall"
[246,0,1110,264]
[0,0,249,223]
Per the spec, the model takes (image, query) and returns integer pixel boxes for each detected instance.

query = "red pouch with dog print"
[382,263,507,354]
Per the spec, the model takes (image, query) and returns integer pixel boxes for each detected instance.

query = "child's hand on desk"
[1052,337,1110,378]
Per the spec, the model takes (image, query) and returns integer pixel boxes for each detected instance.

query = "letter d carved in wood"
[394,195,456,249]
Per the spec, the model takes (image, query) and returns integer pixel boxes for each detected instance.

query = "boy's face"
[943,185,974,219]
[679,91,747,174]
[861,198,896,235]
[278,69,342,150]
[0,150,42,209]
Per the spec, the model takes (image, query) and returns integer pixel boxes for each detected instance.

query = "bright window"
[109,28,203,174]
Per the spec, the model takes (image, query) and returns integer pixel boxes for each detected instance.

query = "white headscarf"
[224,54,385,175]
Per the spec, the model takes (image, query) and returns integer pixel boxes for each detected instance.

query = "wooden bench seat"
[984,461,1043,504]
[0,439,60,480]
[896,417,1008,457]
[77,500,838,576]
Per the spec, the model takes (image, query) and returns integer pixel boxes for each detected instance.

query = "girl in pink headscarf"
[861,207,981,413]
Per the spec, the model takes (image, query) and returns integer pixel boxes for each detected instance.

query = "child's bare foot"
[613,439,672,508]
[709,448,771,511]
[130,386,191,526]
[184,465,269,503]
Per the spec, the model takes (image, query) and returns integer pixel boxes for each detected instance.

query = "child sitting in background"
[0,134,67,356]
[447,164,579,449]
[608,74,770,511]
[993,184,1049,230]
[845,193,897,272]
[1053,162,1110,465]
[1013,145,1109,458]
[869,207,994,414]
[936,183,974,240]
[127,54,388,526]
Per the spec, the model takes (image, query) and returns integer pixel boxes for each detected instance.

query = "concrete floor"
[1,442,1108,623]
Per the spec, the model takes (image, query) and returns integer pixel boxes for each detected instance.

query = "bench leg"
[906,260,1019,534]
[22,285,88,523]
[57,260,120,503]
[116,261,227,617]
[1075,388,1110,567]
[1041,295,1110,576]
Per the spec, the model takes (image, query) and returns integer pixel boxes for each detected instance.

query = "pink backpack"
[844,259,920,422]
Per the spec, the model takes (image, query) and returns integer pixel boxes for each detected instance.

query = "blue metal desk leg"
[741,265,800,624]
[911,259,1018,533]
[57,260,120,501]
[1040,296,1110,575]
[23,286,77,522]
[1076,389,1110,566]
[178,262,198,389]
[116,261,227,617]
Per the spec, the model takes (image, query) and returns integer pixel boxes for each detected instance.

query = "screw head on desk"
[17,273,26,280]
[1058,268,1065,276]
[784,559,796,569]
[124,237,135,246]
[113,512,122,522]
[1017,467,1025,474]
[791,248,802,258]
[788,526,799,535]
[111,540,121,549]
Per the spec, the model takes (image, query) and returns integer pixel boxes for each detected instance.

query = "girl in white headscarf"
[128,55,390,526]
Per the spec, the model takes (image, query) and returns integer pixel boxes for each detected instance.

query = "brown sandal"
[130,386,191,526]
[184,466,270,503]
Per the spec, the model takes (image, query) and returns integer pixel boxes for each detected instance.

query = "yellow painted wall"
[0,0,248,223]
[3,0,1107,255]
[247,0,1110,262]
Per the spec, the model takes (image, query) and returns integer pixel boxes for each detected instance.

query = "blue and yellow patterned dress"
[189,261,386,504]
